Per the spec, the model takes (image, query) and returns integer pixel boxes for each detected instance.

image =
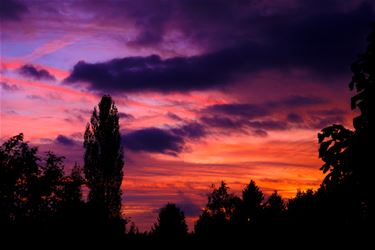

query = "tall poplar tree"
[84,95,124,221]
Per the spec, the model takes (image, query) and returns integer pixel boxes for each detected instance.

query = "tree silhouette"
[0,134,76,237]
[349,23,375,222]
[239,180,264,225]
[262,191,285,226]
[127,221,139,235]
[206,181,239,220]
[52,163,86,239]
[62,163,84,206]
[318,23,375,224]
[39,152,65,218]
[0,133,39,227]
[195,181,240,237]
[287,189,318,227]
[318,125,354,188]
[84,95,124,229]
[0,135,67,225]
[152,203,188,238]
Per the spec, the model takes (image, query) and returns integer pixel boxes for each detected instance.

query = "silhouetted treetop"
[84,95,124,221]
[206,181,240,220]
[195,181,241,236]
[152,203,188,238]
[242,181,263,212]
[265,191,285,212]
[262,191,285,225]
[235,180,264,225]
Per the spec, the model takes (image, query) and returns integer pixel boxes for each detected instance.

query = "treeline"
[1,23,374,243]
[138,177,372,241]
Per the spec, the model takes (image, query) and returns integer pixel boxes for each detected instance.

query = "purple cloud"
[123,128,185,156]
[55,135,76,146]
[63,1,374,93]
[18,64,56,81]
[287,113,304,123]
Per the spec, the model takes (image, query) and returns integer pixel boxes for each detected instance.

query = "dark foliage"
[84,95,125,235]
[0,134,85,239]
[152,203,188,239]
[318,22,375,225]
[239,180,264,226]
[194,181,241,238]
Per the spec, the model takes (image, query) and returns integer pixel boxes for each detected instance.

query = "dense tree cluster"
[0,134,85,237]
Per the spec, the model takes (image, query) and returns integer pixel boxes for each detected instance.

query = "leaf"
[321,163,330,174]
[319,140,332,158]
[318,132,325,143]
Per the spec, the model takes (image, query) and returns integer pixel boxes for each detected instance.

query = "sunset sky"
[1,0,374,231]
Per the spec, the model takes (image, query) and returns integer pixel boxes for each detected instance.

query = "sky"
[1,0,374,232]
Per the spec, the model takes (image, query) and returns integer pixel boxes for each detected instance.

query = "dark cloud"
[63,1,374,93]
[200,115,288,132]
[0,82,19,91]
[287,113,304,123]
[171,122,206,139]
[0,0,28,21]
[121,99,322,153]
[80,0,373,58]
[256,1,374,76]
[18,64,56,81]
[248,120,288,130]
[271,95,327,108]
[64,45,264,92]
[312,108,345,116]
[311,116,345,129]
[119,112,134,120]
[200,116,248,130]
[166,112,183,121]
[253,129,268,137]
[175,190,201,217]
[123,121,207,155]
[284,108,347,130]
[203,103,269,118]
[55,135,76,146]
[176,201,201,217]
[123,128,185,156]
[198,97,321,132]
[73,0,246,49]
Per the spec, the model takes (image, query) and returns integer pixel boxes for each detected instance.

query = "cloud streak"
[123,128,185,156]
[55,135,76,146]
[0,82,19,92]
[18,64,56,81]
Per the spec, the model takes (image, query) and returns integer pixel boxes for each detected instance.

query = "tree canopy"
[152,203,188,238]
